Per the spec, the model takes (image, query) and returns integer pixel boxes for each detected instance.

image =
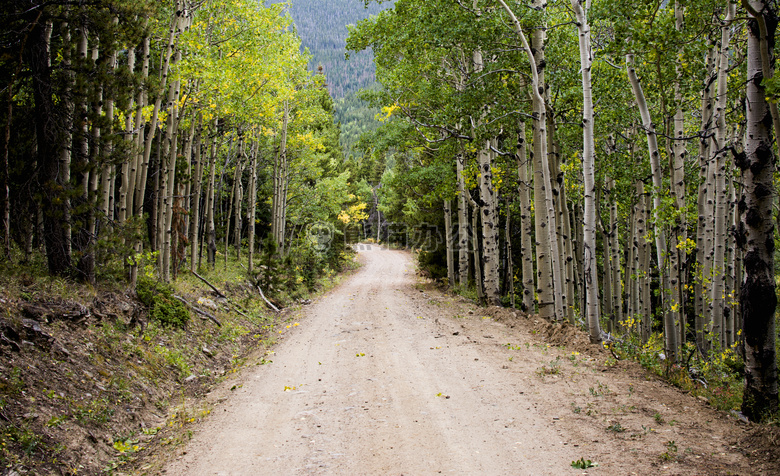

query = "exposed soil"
[0,273,285,475]
[153,246,780,475]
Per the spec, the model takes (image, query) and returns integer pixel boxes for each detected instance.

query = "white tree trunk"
[627,53,677,360]
[572,0,601,343]
[499,0,562,320]
[516,122,535,312]
[457,153,470,287]
[444,199,455,287]
[710,0,736,349]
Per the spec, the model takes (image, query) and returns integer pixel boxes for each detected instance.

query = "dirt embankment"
[154,246,780,476]
[0,276,291,475]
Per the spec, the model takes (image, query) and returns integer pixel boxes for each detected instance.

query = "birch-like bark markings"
[498,0,562,320]
[626,53,677,361]
[571,0,601,343]
[739,0,778,422]
[516,122,535,312]
[711,1,736,349]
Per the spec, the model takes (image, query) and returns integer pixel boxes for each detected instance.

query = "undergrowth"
[609,316,744,413]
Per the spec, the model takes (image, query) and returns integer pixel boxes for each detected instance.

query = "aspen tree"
[457,152,470,287]
[516,122,535,312]
[738,0,778,422]
[247,141,259,274]
[669,0,686,350]
[627,53,678,361]
[444,199,455,287]
[571,0,601,343]
[498,0,563,320]
[695,38,718,353]
[710,0,737,349]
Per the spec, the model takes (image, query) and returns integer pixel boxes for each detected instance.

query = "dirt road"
[161,246,770,475]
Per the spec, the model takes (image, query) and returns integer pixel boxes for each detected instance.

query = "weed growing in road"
[536,357,562,377]
[660,440,678,461]
[571,403,582,414]
[588,381,610,397]
[571,458,598,469]
[654,412,665,424]
[607,422,626,433]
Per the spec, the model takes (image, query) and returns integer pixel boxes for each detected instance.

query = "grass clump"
[136,277,189,328]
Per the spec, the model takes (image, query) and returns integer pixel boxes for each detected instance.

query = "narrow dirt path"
[160,246,770,475]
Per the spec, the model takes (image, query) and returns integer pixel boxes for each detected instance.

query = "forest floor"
[146,246,779,476]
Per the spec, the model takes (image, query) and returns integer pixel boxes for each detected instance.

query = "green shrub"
[136,277,189,328]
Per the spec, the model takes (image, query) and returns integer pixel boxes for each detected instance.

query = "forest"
[270,0,394,157]
[0,0,374,288]
[346,0,780,421]
[0,0,779,472]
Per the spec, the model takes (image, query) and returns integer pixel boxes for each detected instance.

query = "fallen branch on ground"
[173,295,222,327]
[256,285,280,312]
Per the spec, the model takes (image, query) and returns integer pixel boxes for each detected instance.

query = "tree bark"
[499,0,561,320]
[739,0,778,422]
[457,152,470,287]
[516,122,535,312]
[247,142,259,274]
[272,101,290,250]
[444,199,455,287]
[479,141,501,305]
[206,125,218,268]
[711,0,736,349]
[572,0,601,343]
[29,15,71,275]
[627,53,677,361]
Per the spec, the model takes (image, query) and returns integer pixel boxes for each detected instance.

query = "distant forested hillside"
[270,0,391,99]
[270,0,392,157]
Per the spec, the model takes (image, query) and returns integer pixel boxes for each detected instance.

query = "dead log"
[190,270,227,299]
[256,285,280,312]
[189,270,252,318]
[173,295,222,327]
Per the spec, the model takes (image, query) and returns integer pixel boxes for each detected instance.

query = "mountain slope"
[271,0,393,157]
[272,0,391,99]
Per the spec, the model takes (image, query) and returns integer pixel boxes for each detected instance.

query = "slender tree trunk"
[739,0,778,422]
[247,142,258,274]
[608,178,622,329]
[516,122,535,312]
[457,153,470,287]
[234,137,244,260]
[499,0,560,319]
[696,38,717,353]
[470,197,484,304]
[206,125,218,268]
[572,0,601,342]
[444,199,455,287]
[634,181,653,341]
[30,16,71,275]
[272,101,289,249]
[160,55,184,282]
[670,0,688,351]
[711,1,736,349]
[505,197,515,308]
[627,53,677,361]
[479,141,501,305]
[190,118,203,272]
